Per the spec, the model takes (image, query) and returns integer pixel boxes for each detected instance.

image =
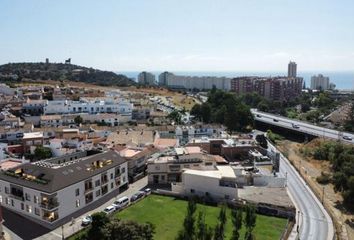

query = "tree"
[213,205,227,240]
[201,103,212,123]
[191,104,202,120]
[168,110,182,125]
[87,212,110,240]
[103,219,155,240]
[74,115,83,125]
[34,146,52,160]
[230,208,243,240]
[176,199,197,240]
[255,134,268,149]
[244,204,257,240]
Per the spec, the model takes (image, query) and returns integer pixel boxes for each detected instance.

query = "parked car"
[256,114,261,118]
[144,188,152,195]
[343,135,353,141]
[292,124,300,129]
[130,191,145,202]
[81,215,92,226]
[273,119,279,122]
[113,196,130,210]
[103,205,116,215]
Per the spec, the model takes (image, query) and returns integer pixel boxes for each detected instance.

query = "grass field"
[69,194,288,240]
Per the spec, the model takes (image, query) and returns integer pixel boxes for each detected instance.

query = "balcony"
[40,198,59,210]
[42,210,59,222]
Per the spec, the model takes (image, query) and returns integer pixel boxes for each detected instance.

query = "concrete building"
[147,147,219,184]
[0,150,128,229]
[172,165,238,201]
[158,72,173,86]
[43,98,133,116]
[22,99,47,116]
[311,74,330,90]
[22,132,44,154]
[165,73,231,91]
[138,72,156,85]
[0,84,16,96]
[230,77,303,102]
[288,61,297,78]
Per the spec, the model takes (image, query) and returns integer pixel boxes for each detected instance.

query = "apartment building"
[311,74,330,90]
[230,77,303,102]
[165,73,231,91]
[22,99,47,116]
[43,98,133,116]
[0,150,128,229]
[147,147,219,184]
[138,72,156,85]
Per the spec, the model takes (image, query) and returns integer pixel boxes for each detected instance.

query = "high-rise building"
[288,61,297,78]
[138,71,156,85]
[158,71,172,86]
[311,74,330,90]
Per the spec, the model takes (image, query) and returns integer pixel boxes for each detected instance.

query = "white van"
[113,196,129,210]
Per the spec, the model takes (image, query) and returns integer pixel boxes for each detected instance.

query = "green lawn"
[115,195,287,240]
[68,194,287,240]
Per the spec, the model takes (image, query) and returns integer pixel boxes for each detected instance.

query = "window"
[96,190,101,197]
[121,167,125,173]
[26,205,32,213]
[0,195,2,203]
[34,196,39,204]
[5,198,9,205]
[111,182,114,189]
[110,173,113,179]
[21,203,24,210]
[95,179,100,187]
[122,176,126,183]
[75,188,80,196]
[190,189,195,193]
[11,199,14,207]
[35,208,40,216]
[161,175,165,181]
[5,187,9,194]
[25,193,31,201]
[76,199,80,208]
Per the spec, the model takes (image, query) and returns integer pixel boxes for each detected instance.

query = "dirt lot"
[277,139,353,240]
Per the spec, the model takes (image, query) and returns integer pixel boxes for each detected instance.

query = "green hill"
[0,62,136,87]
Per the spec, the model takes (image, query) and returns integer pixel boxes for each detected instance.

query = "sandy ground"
[277,140,353,240]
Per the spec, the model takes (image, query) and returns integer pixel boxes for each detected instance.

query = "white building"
[172,165,238,201]
[158,72,173,86]
[311,74,330,90]
[0,84,16,96]
[165,73,231,91]
[0,150,128,229]
[138,72,156,85]
[43,98,133,116]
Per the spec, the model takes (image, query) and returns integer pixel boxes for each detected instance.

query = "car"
[292,124,300,129]
[343,135,353,141]
[103,205,116,215]
[81,215,92,226]
[113,196,130,210]
[144,188,152,195]
[130,191,145,202]
[256,114,261,118]
[273,119,279,122]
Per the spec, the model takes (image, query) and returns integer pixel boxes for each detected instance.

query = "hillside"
[0,62,136,87]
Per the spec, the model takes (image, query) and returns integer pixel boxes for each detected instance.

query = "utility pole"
[322,186,325,204]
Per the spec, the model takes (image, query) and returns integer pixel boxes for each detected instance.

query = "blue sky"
[0,0,353,71]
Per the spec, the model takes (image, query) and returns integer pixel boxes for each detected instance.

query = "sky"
[0,0,354,72]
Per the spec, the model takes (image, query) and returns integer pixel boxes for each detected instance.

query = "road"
[268,142,334,240]
[34,176,148,240]
[252,109,354,143]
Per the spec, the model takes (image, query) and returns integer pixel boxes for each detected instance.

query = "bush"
[316,172,331,185]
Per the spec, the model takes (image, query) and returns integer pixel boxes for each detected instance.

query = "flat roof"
[23,132,43,139]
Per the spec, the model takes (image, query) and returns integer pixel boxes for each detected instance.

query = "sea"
[118,71,354,90]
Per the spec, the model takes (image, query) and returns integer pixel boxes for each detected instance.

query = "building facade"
[138,72,156,85]
[311,74,330,90]
[288,61,297,78]
[0,150,128,229]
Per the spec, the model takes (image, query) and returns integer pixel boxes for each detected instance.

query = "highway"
[268,142,334,240]
[251,109,354,143]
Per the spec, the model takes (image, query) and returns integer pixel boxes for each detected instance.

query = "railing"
[40,200,59,210]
